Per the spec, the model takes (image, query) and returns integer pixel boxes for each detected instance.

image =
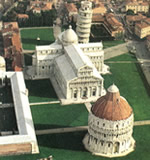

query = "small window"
[92,90,96,96]
[42,66,44,69]
[103,123,105,127]
[108,143,110,147]
[74,92,77,98]
[104,134,106,138]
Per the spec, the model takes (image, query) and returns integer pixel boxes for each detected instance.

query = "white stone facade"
[76,1,93,43]
[0,71,39,155]
[83,113,135,157]
[25,26,109,104]
[0,56,6,72]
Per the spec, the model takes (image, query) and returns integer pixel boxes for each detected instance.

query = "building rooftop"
[91,84,133,121]
[126,14,147,22]
[93,3,107,14]
[136,18,150,29]
[17,14,29,19]
[126,1,149,6]
[65,3,77,13]
[0,72,39,156]
[2,22,23,71]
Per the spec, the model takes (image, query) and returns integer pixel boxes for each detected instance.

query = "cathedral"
[83,84,135,157]
[25,25,109,104]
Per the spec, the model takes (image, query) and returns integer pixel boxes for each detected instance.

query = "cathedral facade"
[26,26,109,104]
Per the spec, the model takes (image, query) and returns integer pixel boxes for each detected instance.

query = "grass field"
[24,53,34,66]
[1,53,150,159]
[104,54,150,121]
[1,125,150,160]
[31,104,88,130]
[25,79,58,103]
[105,52,137,62]
[103,40,125,49]
[20,28,55,50]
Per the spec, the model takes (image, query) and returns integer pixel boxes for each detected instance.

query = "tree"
[126,9,134,15]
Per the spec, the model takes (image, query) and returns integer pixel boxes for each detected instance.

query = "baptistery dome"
[83,84,135,158]
[92,84,132,121]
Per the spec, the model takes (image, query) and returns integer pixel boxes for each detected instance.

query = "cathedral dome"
[0,56,5,66]
[91,84,132,121]
[62,25,78,45]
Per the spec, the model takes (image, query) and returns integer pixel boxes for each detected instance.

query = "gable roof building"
[25,26,109,104]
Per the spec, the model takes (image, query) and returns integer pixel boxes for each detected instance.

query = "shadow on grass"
[37,131,88,152]
[34,124,69,130]
[22,38,53,46]
[135,63,150,97]
[25,79,57,99]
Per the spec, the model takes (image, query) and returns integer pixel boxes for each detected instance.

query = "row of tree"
[18,10,57,27]
[2,0,57,27]
[2,9,57,27]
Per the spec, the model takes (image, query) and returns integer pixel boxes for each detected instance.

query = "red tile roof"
[17,14,29,19]
[65,3,77,13]
[92,86,132,121]
[2,22,23,71]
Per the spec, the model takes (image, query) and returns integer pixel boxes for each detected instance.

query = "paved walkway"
[105,61,139,63]
[36,126,88,135]
[30,101,60,106]
[22,49,34,54]
[35,120,150,135]
[19,26,53,30]
[134,41,150,86]
[84,102,92,113]
[134,120,150,126]
[104,41,131,60]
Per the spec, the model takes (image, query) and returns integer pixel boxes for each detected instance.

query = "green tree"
[126,9,134,15]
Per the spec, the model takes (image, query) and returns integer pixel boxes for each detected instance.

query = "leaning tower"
[76,0,93,43]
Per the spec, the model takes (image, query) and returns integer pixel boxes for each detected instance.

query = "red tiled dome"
[91,84,133,121]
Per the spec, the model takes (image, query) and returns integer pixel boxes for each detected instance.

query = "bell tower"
[76,0,93,43]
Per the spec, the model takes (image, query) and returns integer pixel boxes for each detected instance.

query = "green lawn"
[1,126,150,160]
[105,52,137,62]
[103,62,150,121]
[0,107,18,131]
[103,40,125,49]
[20,28,55,50]
[31,103,88,130]
[25,79,58,103]
[1,53,150,159]
[24,53,34,66]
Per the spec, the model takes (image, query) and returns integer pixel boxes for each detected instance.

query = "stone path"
[134,41,150,87]
[134,120,150,126]
[36,120,150,136]
[104,41,131,60]
[85,102,92,113]
[35,120,150,135]
[36,126,88,135]
[30,101,60,106]
[105,61,139,63]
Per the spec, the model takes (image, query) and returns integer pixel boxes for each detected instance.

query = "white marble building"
[26,26,109,104]
[0,56,6,71]
[83,84,135,157]
[0,71,39,156]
